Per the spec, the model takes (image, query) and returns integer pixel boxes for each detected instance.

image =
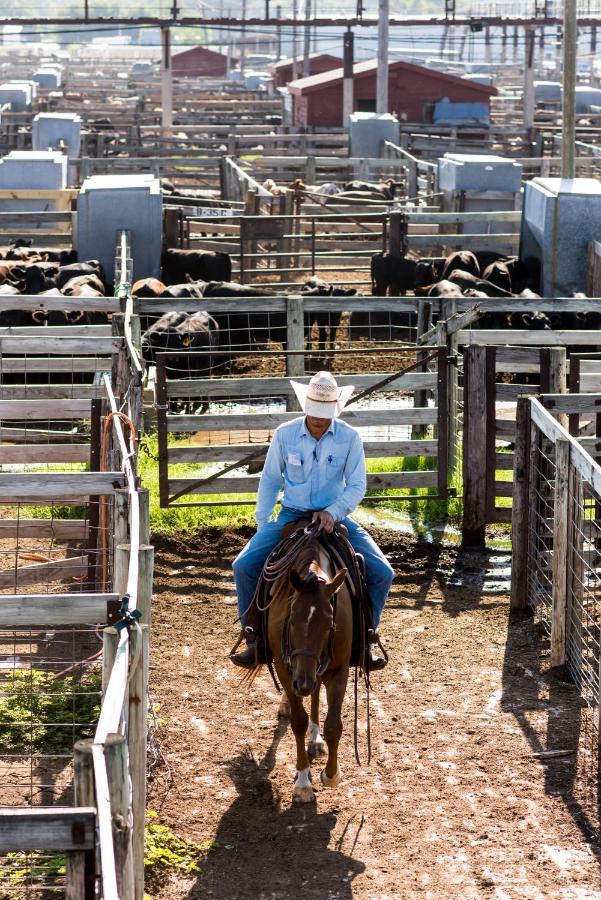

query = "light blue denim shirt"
[255,416,366,526]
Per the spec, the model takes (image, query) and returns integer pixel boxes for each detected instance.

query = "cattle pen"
[1,26,601,899]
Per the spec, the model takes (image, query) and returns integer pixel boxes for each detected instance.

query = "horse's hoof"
[278,698,291,718]
[293,785,315,803]
[293,767,315,803]
[320,765,342,788]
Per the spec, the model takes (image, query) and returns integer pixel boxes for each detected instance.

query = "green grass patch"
[364,454,463,532]
[0,668,101,754]
[145,811,216,890]
[139,432,462,537]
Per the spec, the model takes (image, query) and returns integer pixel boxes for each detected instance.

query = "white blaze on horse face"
[307,606,316,624]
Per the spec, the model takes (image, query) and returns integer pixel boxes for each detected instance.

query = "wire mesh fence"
[517,398,601,773]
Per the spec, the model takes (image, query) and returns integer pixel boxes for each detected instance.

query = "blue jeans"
[233,506,394,631]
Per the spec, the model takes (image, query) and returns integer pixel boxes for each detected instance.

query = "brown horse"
[267,531,352,803]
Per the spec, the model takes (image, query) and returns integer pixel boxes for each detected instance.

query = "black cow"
[132,278,168,298]
[370,252,418,296]
[441,251,480,281]
[161,249,232,286]
[56,262,106,292]
[142,310,219,408]
[482,261,513,293]
[202,281,273,299]
[25,262,61,294]
[300,277,357,363]
[343,179,397,200]
[164,280,207,300]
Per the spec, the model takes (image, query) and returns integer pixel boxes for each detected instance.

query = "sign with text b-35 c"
[195,207,235,217]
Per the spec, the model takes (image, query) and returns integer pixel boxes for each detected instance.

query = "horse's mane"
[269,538,323,607]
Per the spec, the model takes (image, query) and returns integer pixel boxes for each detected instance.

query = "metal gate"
[155,346,451,509]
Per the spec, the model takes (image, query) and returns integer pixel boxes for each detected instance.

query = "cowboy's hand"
[312,510,335,534]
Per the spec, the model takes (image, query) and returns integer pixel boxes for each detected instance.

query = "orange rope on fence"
[100,411,137,592]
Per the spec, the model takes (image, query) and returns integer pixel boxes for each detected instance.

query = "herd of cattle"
[0,241,599,378]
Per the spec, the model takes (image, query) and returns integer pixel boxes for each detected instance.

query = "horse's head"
[287,566,347,697]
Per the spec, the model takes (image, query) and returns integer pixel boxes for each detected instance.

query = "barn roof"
[172,45,231,62]
[268,52,341,73]
[287,58,498,97]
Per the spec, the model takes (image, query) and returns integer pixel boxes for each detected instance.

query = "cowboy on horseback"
[230,370,393,671]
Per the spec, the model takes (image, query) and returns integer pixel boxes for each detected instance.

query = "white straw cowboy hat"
[290,371,354,419]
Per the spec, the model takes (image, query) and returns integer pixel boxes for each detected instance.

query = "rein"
[281,588,338,681]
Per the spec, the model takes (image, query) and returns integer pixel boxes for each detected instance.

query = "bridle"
[281,588,338,680]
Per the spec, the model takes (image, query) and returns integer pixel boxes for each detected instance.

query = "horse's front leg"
[287,692,314,803]
[320,667,349,788]
[307,680,326,758]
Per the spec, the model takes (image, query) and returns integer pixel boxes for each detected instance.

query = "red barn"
[287,58,497,127]
[268,52,341,89]
[172,46,236,78]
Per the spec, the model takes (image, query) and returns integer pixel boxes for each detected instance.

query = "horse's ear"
[325,568,347,597]
[290,569,305,592]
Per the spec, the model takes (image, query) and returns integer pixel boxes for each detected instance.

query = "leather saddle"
[248,518,373,671]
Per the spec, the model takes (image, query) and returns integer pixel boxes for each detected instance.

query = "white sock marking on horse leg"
[307,719,326,756]
[307,719,321,743]
[293,767,315,803]
[295,767,312,789]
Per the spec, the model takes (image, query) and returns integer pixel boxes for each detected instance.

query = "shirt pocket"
[324,455,345,478]
[284,449,307,484]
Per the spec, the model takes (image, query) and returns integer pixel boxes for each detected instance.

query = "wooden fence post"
[436,345,449,497]
[128,624,149,900]
[138,488,150,546]
[72,739,96,900]
[137,545,154,629]
[462,344,488,548]
[388,211,404,258]
[550,437,570,666]
[105,733,134,899]
[510,396,532,609]
[163,207,181,249]
[286,294,304,411]
[412,301,431,440]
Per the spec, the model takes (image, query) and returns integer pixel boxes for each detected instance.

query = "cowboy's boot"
[366,629,388,672]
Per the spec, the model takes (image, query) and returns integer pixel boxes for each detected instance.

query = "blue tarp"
[433,100,490,127]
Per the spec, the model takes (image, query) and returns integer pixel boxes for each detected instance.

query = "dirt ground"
[148,527,601,900]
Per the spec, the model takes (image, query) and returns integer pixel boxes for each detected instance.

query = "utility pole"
[276,4,282,60]
[303,0,312,77]
[376,0,389,115]
[523,26,535,132]
[343,27,354,125]
[562,0,577,179]
[161,26,173,129]
[291,0,299,81]
[240,0,247,77]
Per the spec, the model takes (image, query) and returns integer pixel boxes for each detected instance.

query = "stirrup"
[368,629,389,668]
[228,625,256,659]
